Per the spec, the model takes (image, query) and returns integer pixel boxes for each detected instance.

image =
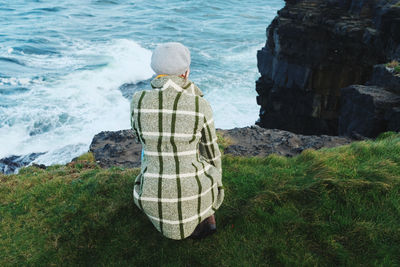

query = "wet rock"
[0,152,46,174]
[119,79,151,99]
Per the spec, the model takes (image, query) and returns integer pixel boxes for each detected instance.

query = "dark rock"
[0,152,46,174]
[32,163,47,169]
[375,4,400,59]
[219,126,352,157]
[89,130,142,169]
[256,0,400,135]
[386,107,400,132]
[367,64,400,94]
[118,79,152,99]
[339,62,400,138]
[88,127,353,169]
[3,126,353,173]
[339,85,400,138]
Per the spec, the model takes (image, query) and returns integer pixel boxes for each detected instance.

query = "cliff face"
[256,0,400,135]
[339,64,400,137]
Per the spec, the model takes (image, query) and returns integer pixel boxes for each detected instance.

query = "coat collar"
[151,75,189,89]
[150,75,204,96]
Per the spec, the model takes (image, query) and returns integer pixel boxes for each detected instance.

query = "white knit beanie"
[151,42,191,75]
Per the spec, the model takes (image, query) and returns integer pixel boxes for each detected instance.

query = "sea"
[0,0,284,169]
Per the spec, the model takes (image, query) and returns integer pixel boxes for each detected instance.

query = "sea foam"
[0,0,285,169]
[0,39,154,165]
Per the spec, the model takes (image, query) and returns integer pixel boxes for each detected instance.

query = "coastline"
[2,0,400,174]
[1,0,400,264]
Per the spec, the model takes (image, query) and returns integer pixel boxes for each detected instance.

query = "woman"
[130,42,224,240]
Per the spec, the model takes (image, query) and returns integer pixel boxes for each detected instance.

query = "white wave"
[196,44,263,129]
[0,39,154,165]
[0,77,44,86]
[204,75,259,129]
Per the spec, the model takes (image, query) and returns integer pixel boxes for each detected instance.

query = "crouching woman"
[130,42,224,240]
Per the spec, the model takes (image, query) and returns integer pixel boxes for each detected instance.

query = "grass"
[1,132,400,266]
[216,131,234,153]
[386,60,400,74]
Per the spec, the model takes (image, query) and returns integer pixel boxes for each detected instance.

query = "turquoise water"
[0,0,284,166]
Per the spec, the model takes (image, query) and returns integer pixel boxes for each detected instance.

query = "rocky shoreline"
[2,0,399,174]
[87,126,352,169]
[1,126,354,174]
[0,153,46,174]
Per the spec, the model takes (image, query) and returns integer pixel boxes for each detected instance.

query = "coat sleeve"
[199,100,222,173]
[130,93,141,143]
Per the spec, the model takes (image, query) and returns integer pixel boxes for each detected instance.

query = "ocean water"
[0,0,284,167]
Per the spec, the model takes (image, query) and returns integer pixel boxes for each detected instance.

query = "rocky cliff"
[339,64,400,137]
[256,0,400,136]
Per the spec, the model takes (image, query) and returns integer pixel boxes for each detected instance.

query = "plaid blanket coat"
[130,75,224,240]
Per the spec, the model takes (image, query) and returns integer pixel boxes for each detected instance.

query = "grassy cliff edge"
[1,133,399,266]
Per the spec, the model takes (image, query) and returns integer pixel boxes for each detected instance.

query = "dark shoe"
[189,221,216,240]
[202,224,216,238]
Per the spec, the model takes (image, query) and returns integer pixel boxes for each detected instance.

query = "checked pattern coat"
[130,75,224,240]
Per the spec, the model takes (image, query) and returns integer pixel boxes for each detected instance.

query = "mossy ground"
[1,132,400,266]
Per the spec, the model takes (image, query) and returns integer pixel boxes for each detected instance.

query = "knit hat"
[150,42,191,75]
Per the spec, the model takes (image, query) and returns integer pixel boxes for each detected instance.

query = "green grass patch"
[395,65,400,74]
[386,60,400,74]
[1,133,400,266]
[216,131,234,153]
[74,152,95,162]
